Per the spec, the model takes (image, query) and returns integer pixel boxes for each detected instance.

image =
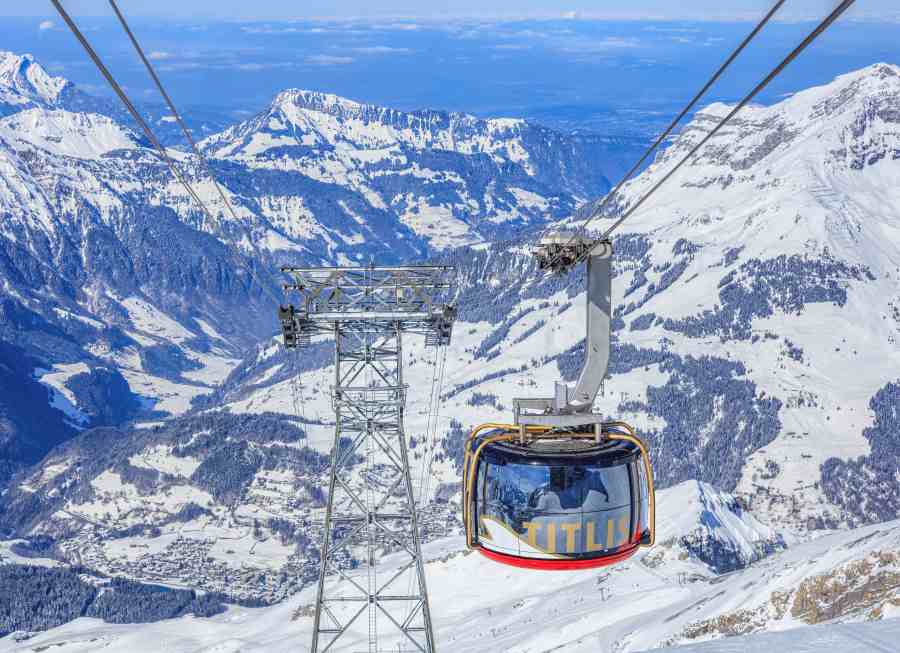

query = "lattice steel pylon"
[278,265,456,653]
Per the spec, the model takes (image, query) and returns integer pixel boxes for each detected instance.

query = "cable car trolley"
[463,234,655,570]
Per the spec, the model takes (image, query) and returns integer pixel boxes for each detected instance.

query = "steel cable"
[50,0,216,228]
[423,346,448,505]
[52,0,285,308]
[591,0,858,243]
[107,0,245,226]
[415,345,442,507]
[541,0,788,258]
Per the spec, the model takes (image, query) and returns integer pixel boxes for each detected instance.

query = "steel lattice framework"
[279,265,455,653]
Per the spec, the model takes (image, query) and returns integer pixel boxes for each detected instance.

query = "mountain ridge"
[0,49,619,488]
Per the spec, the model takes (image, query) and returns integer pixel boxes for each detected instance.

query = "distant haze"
[6,13,899,131]
[5,0,899,21]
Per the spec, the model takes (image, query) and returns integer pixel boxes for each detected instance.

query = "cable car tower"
[279,264,455,653]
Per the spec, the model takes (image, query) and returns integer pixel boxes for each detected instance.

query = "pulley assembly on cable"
[463,235,655,570]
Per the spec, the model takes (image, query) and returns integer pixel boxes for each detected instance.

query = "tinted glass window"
[582,465,632,511]
[634,459,650,534]
[484,461,633,513]
[477,460,636,557]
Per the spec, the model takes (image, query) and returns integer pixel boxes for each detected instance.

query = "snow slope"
[4,620,899,653]
[0,109,140,160]
[2,519,896,652]
[658,619,900,653]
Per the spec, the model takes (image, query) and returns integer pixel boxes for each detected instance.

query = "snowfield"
[660,618,900,653]
[2,516,897,652]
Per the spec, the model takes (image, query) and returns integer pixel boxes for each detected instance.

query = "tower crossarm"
[279,265,456,349]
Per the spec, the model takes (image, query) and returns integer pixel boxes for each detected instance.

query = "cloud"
[492,44,532,51]
[351,46,412,55]
[242,25,301,35]
[562,11,580,20]
[156,62,207,72]
[148,51,173,61]
[560,36,641,54]
[38,20,55,31]
[368,22,421,31]
[643,26,701,34]
[305,55,355,66]
[154,58,296,73]
[235,62,295,71]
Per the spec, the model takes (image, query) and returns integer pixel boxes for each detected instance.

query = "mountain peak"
[0,51,71,109]
[625,61,900,200]
[788,60,900,112]
[274,88,364,115]
[270,88,529,133]
[696,61,900,122]
[839,61,900,82]
[207,86,540,172]
[0,108,142,160]
[267,87,462,132]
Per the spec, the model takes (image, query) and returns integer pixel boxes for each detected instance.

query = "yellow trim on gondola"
[605,423,656,547]
[464,430,515,548]
[462,421,656,552]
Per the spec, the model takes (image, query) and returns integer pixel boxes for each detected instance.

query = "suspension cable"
[52,0,285,308]
[415,345,442,507]
[589,0,857,245]
[49,0,216,228]
[107,0,244,225]
[419,345,448,508]
[557,0,787,242]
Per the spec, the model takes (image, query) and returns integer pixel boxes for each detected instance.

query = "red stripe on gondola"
[476,544,640,570]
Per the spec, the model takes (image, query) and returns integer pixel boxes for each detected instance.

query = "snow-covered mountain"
[0,53,70,114]
[0,51,233,142]
[2,51,900,651]
[201,88,612,250]
[578,62,900,530]
[0,50,617,487]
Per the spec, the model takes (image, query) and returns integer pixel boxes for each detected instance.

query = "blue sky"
[7,1,899,21]
[5,5,899,139]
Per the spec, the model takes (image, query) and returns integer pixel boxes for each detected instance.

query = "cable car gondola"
[463,422,654,569]
[462,235,655,569]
